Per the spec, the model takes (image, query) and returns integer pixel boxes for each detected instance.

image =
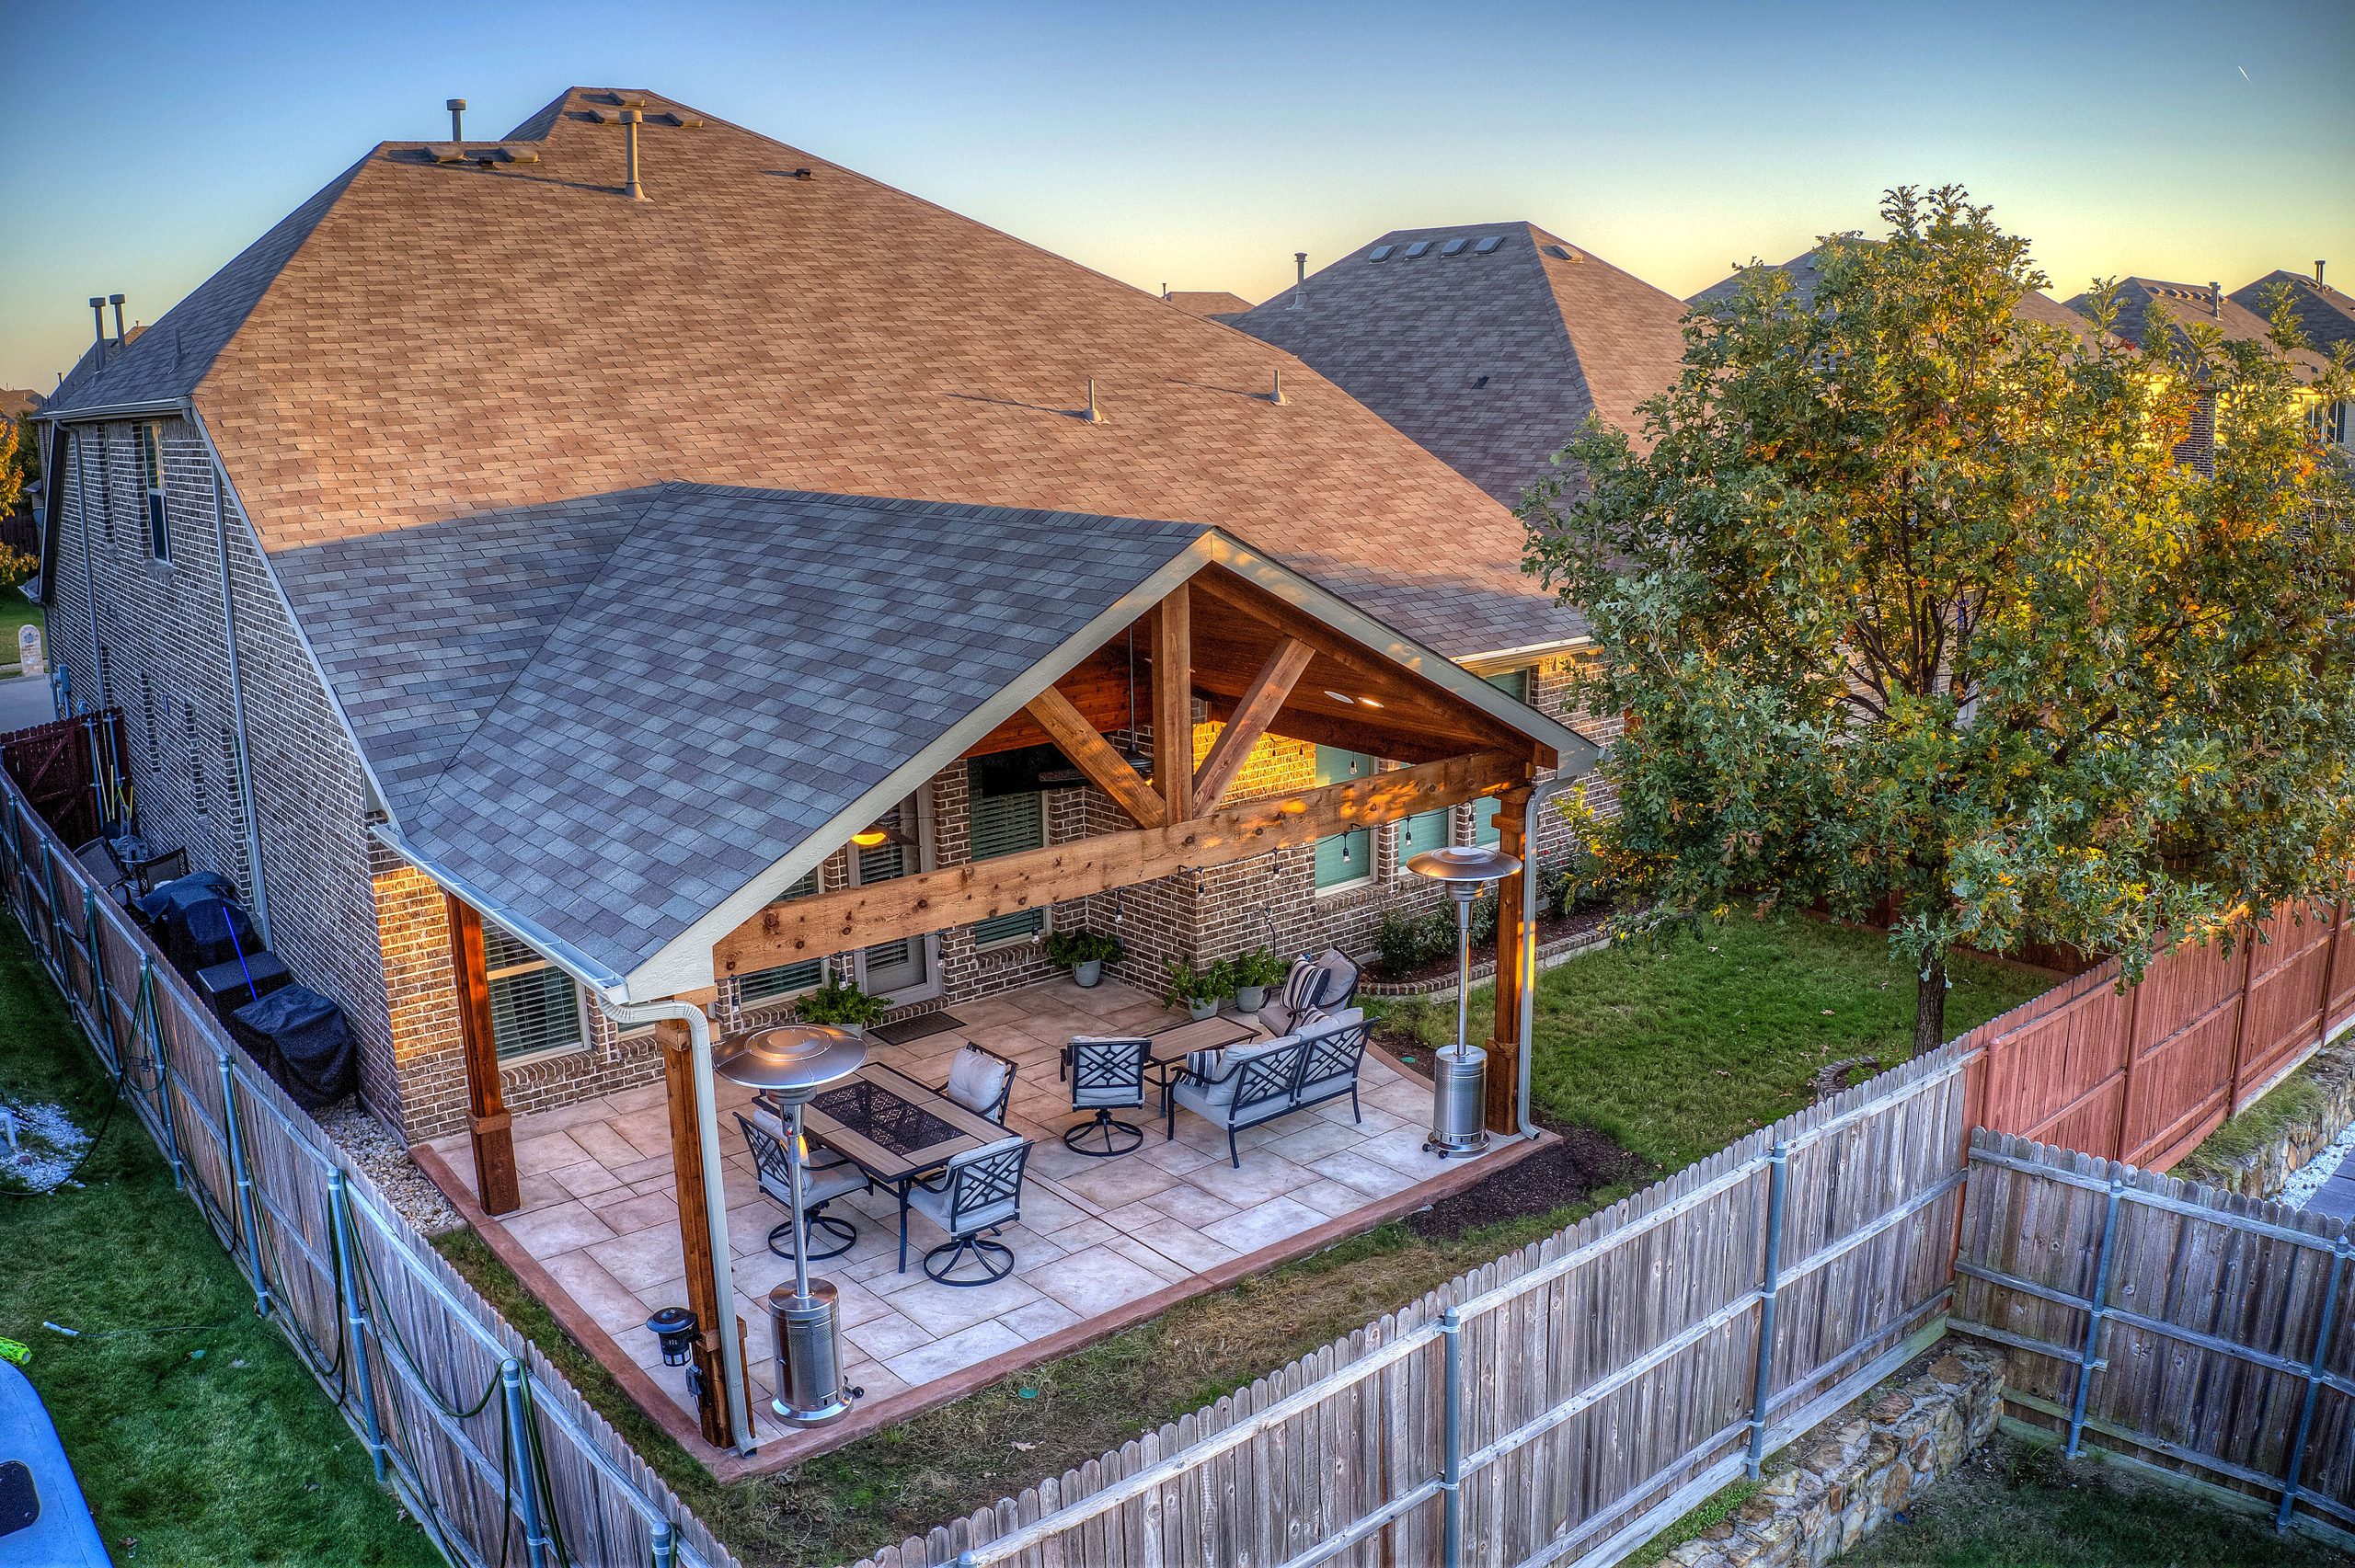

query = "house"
[1159,289,1253,322]
[1225,224,1690,509]
[26,87,1601,1167]
[1688,241,2105,338]
[2229,265,2351,446]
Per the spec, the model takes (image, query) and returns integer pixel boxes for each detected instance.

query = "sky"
[4,0,2351,392]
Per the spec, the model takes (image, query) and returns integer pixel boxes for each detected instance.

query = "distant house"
[1227,224,1689,509]
[1688,241,2101,338]
[2230,266,2351,446]
[1160,290,1253,323]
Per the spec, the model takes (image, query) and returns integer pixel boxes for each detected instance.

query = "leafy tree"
[0,412,24,520]
[1522,185,2355,1052]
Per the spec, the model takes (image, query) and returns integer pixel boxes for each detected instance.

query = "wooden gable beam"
[1154,583,1194,820]
[1023,686,1166,830]
[1192,635,1314,810]
[715,748,1524,977]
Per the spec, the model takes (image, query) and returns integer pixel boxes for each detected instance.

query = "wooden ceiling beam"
[714,749,1525,975]
[1193,635,1313,811]
[1023,687,1166,830]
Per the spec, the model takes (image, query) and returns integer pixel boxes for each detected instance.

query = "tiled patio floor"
[420,976,1503,1437]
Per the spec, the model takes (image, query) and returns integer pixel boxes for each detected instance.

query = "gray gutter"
[30,397,191,425]
[371,820,632,993]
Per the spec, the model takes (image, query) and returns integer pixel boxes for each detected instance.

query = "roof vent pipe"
[1271,368,1286,406]
[621,109,648,200]
[87,297,106,356]
[109,294,126,344]
[1290,252,1307,311]
[1086,379,1105,424]
[2209,281,2221,318]
[447,98,466,141]
[2319,261,2327,288]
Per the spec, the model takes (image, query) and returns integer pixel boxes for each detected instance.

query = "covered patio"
[413,972,1536,1471]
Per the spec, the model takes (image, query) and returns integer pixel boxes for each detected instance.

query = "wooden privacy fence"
[0,773,741,1568]
[1956,1130,2354,1541]
[1956,897,2354,1173]
[854,1040,1979,1568]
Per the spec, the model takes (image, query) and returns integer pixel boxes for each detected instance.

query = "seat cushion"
[945,1046,1011,1117]
[1194,1036,1293,1108]
[1170,1078,1242,1127]
[761,1160,868,1208]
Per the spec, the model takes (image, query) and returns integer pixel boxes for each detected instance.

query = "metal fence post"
[80,887,120,1070]
[216,1050,272,1316]
[2278,1233,2350,1532]
[2067,1175,2126,1458]
[650,1519,676,1568]
[501,1360,551,1568]
[1745,1141,1790,1478]
[1441,1304,1464,1568]
[329,1170,388,1483]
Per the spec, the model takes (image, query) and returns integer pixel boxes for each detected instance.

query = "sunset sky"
[5,0,2351,391]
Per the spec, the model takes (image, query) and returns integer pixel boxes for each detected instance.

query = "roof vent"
[1367,245,1395,262]
[1473,235,1502,255]
[430,144,467,164]
[1402,241,1432,259]
[1543,244,1582,262]
[1440,237,1469,257]
[446,98,466,141]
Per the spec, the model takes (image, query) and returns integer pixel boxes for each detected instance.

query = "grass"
[1836,1429,2352,1566]
[437,1186,1636,1567]
[1372,915,2054,1173]
[0,920,442,1566]
[0,597,40,677]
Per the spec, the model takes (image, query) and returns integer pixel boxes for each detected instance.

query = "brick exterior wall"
[49,430,1624,1141]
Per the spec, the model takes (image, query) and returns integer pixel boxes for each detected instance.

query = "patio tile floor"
[421,975,1512,1440]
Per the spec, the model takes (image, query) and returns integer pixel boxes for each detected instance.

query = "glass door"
[851,795,935,998]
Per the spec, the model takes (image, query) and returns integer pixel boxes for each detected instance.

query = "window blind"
[482,919,584,1059]
[1314,747,1374,887]
[1399,806,1452,857]
[970,791,1044,944]
[740,868,824,1001]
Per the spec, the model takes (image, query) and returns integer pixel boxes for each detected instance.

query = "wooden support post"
[1488,785,1531,1135]
[445,894,520,1216]
[1154,583,1193,822]
[1193,635,1314,811]
[658,1018,732,1449]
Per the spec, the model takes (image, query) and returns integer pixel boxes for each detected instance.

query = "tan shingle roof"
[45,87,1575,661]
[1691,243,2104,343]
[1161,291,1253,320]
[1228,223,1687,509]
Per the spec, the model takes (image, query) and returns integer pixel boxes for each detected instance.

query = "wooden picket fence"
[1955,1129,2354,1542]
[0,773,741,1568]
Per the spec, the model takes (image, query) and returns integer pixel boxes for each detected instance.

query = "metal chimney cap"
[1405,844,1522,887]
[446,97,467,110]
[87,297,104,308]
[107,293,125,306]
[713,1024,865,1093]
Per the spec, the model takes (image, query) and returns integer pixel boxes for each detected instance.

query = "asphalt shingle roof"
[42,86,1573,662]
[2062,277,2326,381]
[307,483,1207,975]
[1689,243,2101,341]
[1229,223,1687,517]
[2228,270,2355,360]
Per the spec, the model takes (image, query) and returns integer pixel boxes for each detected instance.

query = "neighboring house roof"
[2062,278,2326,380]
[2229,270,2355,359]
[0,390,44,419]
[39,86,1575,665]
[1689,242,2101,341]
[1226,223,1688,509]
[1162,291,1252,320]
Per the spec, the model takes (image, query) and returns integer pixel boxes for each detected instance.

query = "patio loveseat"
[1160,1008,1369,1167]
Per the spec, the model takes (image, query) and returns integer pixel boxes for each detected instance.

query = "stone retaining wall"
[1666,1339,2004,1568]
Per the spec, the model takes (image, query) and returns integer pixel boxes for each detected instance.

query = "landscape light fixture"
[713,1024,867,1427]
[1405,841,1522,1158]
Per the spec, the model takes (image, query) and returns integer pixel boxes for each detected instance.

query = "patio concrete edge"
[411,1141,734,1470]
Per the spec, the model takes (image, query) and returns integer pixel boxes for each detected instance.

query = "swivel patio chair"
[1062,1036,1152,1157]
[904,1136,1033,1285]
[737,1111,870,1263]
[936,1042,1017,1124]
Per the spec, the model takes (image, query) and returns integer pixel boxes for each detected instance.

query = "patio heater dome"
[1406,841,1522,1160]
[714,1022,867,1428]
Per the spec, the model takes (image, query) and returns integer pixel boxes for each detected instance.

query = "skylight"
[1403,241,1432,259]
[1474,236,1502,255]
[1368,245,1395,261]
[1440,238,1469,257]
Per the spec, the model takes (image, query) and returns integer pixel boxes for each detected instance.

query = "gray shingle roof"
[2228,270,2355,358]
[1690,243,2102,342]
[291,483,1206,975]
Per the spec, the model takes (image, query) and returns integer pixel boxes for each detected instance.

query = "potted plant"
[1045,928,1127,989]
[1228,946,1287,1013]
[1161,956,1226,1023]
[794,973,889,1032]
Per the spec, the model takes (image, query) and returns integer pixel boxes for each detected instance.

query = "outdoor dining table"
[768,1061,1015,1272]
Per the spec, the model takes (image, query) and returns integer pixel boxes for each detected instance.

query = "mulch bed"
[1369,900,1614,989]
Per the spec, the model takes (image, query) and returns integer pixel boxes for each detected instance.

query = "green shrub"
[796,973,889,1026]
[1160,956,1228,1007]
[1228,946,1288,990]
[1045,929,1125,966]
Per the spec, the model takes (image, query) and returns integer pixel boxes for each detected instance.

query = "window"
[482,918,585,1060]
[969,790,1045,944]
[1485,667,1531,704]
[738,867,823,1001]
[1314,746,1373,889]
[1402,241,1432,259]
[137,423,169,560]
[1473,235,1503,255]
[1399,805,1453,862]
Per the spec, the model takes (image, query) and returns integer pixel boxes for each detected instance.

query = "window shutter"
[970,791,1045,944]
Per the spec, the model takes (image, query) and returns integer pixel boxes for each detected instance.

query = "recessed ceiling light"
[1358,697,1383,708]
[1323,690,1357,704]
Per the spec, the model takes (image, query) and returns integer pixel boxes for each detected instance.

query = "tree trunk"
[1913,951,1947,1057]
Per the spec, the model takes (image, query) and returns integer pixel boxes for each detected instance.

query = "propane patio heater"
[712,1022,867,1427]
[1405,841,1522,1159]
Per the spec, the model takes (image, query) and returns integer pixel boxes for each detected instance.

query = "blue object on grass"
[0,1358,112,1564]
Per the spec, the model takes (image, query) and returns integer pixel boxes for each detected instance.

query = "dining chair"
[937,1043,1017,1124]
[904,1136,1032,1285]
[1062,1036,1152,1157]
[737,1111,871,1262]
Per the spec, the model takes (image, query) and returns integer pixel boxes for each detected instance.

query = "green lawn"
[0,599,40,678]
[1374,915,2055,1173]
[0,921,442,1566]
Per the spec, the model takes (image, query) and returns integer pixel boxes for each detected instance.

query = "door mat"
[868,1011,966,1047]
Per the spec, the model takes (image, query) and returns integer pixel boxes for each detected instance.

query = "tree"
[1522,186,2355,1052]
[0,412,24,521]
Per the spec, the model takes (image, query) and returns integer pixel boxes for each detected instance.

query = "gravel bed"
[316,1104,464,1237]
[2279,1120,2355,1208]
